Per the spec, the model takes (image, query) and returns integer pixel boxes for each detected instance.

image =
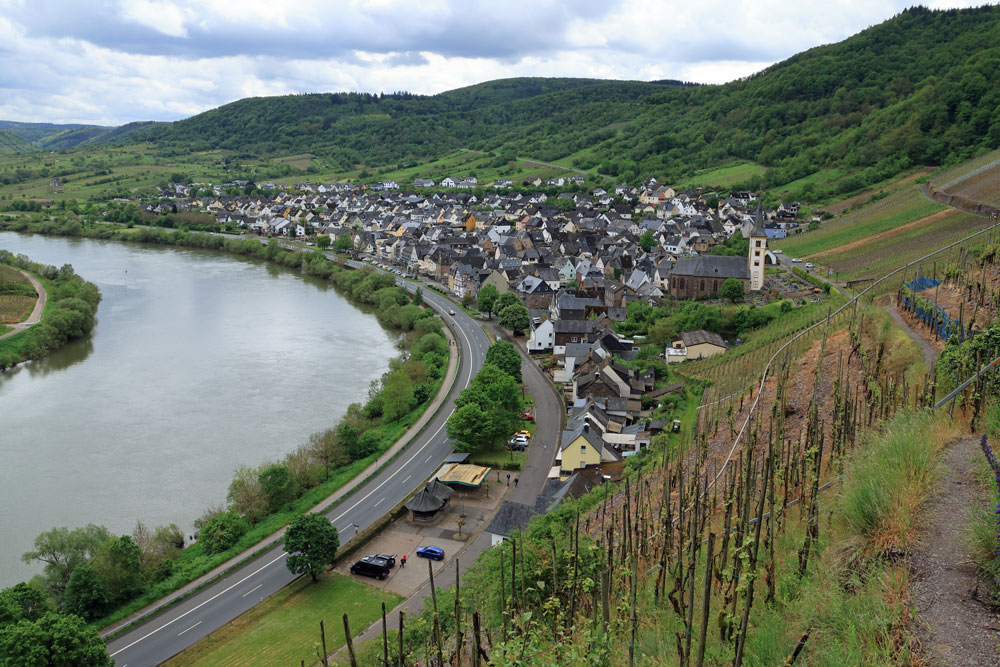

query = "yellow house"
[559,423,605,474]
[671,329,727,361]
[464,212,477,232]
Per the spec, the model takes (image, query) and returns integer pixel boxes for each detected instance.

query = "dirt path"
[911,436,1000,666]
[807,208,957,260]
[888,302,940,371]
[0,269,47,340]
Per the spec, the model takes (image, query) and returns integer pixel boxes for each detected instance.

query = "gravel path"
[888,301,939,371]
[911,437,1000,666]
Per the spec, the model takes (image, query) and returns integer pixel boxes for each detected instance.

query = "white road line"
[177,621,202,637]
[108,552,287,657]
[112,305,483,660]
[402,474,411,484]
[241,584,263,598]
[425,455,433,463]
[374,497,385,507]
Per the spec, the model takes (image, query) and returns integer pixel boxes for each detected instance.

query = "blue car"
[416,545,445,561]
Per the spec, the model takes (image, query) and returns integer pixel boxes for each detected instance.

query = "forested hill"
[0,120,162,152]
[30,5,1000,191]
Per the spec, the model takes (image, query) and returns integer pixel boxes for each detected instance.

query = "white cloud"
[0,1,987,125]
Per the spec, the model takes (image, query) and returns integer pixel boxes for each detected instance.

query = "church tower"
[748,198,767,291]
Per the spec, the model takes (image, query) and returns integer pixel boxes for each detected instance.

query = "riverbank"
[0,267,47,341]
[0,250,99,369]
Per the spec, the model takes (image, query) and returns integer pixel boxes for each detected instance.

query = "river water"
[0,232,396,587]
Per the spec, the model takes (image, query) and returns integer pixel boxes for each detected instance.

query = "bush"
[198,512,250,554]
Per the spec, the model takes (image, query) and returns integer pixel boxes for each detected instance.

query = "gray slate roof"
[670,255,749,280]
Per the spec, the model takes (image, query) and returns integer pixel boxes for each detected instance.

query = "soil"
[889,302,942,371]
[911,436,1000,666]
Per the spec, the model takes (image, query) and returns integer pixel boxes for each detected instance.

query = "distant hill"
[0,119,162,153]
[138,5,1000,193]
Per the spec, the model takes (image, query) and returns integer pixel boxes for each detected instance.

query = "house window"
[700,280,705,291]
[756,240,762,247]
[754,261,760,267]
[580,445,587,455]
[570,336,578,343]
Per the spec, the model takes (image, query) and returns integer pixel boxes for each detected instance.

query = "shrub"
[198,512,249,554]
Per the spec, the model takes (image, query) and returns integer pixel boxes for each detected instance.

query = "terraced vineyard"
[0,264,36,324]
[775,185,944,259]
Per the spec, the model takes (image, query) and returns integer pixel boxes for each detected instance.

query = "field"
[163,572,402,667]
[681,161,767,189]
[774,186,945,259]
[0,264,36,324]
[933,159,1000,207]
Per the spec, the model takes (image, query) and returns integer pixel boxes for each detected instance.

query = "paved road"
[0,268,47,340]
[106,262,489,667]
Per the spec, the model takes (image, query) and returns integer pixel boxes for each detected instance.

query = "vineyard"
[0,263,36,324]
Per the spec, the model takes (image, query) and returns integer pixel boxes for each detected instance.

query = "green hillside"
[0,130,34,155]
[138,6,1000,196]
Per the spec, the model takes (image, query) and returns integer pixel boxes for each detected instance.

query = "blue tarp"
[901,276,964,342]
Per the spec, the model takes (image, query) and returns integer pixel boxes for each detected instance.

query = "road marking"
[108,552,287,657]
[425,455,433,463]
[177,621,202,636]
[374,497,385,507]
[241,584,263,598]
[402,474,411,484]
[111,274,484,660]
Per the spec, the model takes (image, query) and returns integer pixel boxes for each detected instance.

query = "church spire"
[749,193,766,237]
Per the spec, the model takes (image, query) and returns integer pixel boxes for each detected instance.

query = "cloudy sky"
[0,0,985,126]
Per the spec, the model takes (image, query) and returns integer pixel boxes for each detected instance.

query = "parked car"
[517,412,534,421]
[671,419,682,433]
[804,263,814,269]
[515,430,531,439]
[350,555,391,580]
[416,545,445,561]
[372,553,397,568]
[791,258,802,263]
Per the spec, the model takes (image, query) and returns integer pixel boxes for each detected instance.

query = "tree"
[91,535,144,603]
[333,235,352,252]
[498,302,530,333]
[316,235,331,250]
[381,372,414,421]
[0,612,113,667]
[639,230,656,253]
[485,340,522,383]
[283,514,339,583]
[198,512,249,554]
[0,584,51,626]
[495,292,520,315]
[412,287,423,306]
[257,465,297,513]
[63,564,111,621]
[446,403,494,453]
[227,466,268,524]
[721,277,745,303]
[477,284,499,318]
[471,363,521,412]
[21,524,111,603]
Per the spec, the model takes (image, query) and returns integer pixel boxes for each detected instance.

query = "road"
[105,261,489,667]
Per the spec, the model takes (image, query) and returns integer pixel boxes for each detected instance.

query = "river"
[0,232,397,588]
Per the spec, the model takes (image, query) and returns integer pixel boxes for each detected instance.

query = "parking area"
[334,477,508,597]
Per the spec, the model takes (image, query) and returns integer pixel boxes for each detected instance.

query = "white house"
[527,319,555,352]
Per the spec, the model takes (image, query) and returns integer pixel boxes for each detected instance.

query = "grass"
[775,186,945,259]
[162,572,402,667]
[681,161,768,189]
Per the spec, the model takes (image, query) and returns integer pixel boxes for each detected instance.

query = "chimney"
[583,423,589,433]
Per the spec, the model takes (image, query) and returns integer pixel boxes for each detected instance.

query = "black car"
[350,555,391,580]
[372,553,397,568]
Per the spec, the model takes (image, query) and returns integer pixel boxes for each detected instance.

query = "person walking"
[514,477,519,487]
[506,473,511,486]
[400,554,407,568]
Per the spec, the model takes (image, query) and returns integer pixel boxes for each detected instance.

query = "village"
[147,175,826,483]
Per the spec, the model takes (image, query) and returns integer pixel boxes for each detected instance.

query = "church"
[667,202,768,300]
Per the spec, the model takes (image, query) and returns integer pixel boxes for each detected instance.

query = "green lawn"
[163,572,402,667]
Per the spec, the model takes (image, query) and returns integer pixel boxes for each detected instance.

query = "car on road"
[804,263,814,269]
[350,555,391,580]
[449,309,456,316]
[773,249,783,254]
[791,258,802,263]
[416,545,445,561]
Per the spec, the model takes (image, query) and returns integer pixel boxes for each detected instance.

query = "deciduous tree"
[477,284,499,318]
[0,612,113,667]
[21,524,111,603]
[283,514,340,582]
[498,302,530,333]
[485,340,522,383]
